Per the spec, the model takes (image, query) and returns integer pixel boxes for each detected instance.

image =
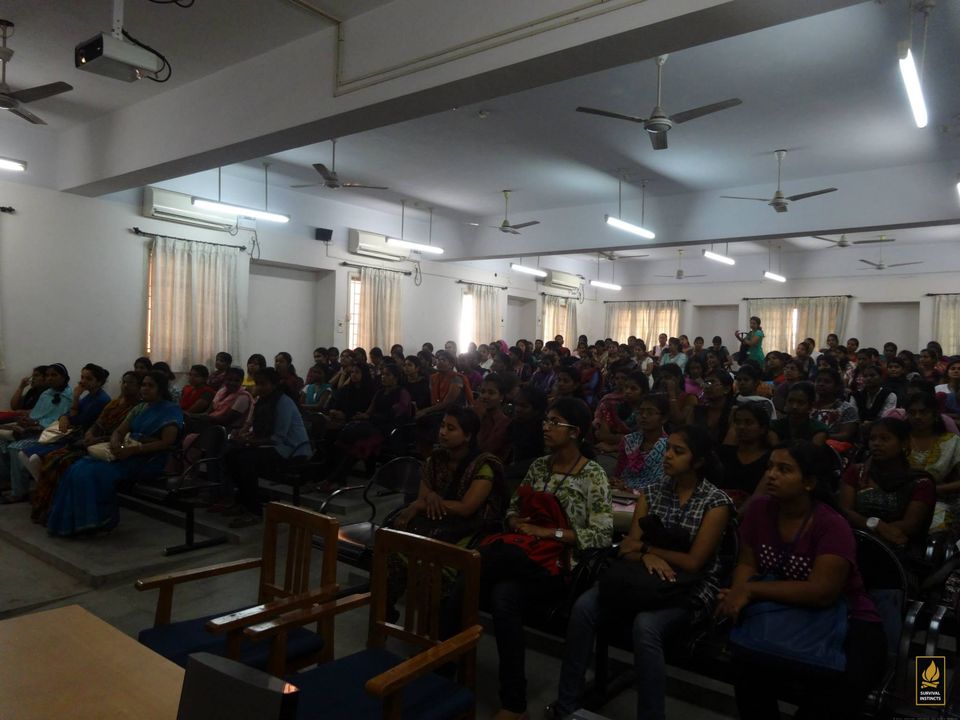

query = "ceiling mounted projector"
[75,33,163,82]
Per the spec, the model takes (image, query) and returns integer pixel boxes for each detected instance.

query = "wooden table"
[0,604,184,719]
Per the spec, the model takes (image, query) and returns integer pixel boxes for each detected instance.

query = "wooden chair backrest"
[257,502,338,605]
[367,528,480,651]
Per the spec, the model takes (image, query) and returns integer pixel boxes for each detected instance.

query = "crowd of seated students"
[3,330,960,716]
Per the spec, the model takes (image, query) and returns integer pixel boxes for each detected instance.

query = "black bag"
[598,558,700,616]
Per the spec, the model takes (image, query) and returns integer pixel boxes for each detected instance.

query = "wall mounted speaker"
[315,227,333,241]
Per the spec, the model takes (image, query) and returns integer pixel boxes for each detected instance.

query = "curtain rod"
[926,292,960,296]
[456,279,507,290]
[340,261,412,276]
[540,291,577,298]
[131,227,247,251]
[742,294,852,300]
[603,299,686,304]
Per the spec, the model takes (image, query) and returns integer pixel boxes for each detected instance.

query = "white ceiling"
[0,0,394,130]
[251,0,960,220]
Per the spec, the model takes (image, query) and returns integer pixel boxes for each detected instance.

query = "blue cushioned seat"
[138,610,325,671]
[290,647,474,720]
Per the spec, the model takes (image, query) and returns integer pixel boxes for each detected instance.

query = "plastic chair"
[315,456,423,570]
[243,528,483,720]
[136,502,340,677]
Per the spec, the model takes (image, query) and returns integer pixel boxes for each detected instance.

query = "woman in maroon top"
[717,441,886,720]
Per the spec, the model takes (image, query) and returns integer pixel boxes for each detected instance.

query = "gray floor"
[0,491,741,720]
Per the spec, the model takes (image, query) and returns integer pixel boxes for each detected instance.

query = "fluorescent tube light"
[956,175,960,203]
[590,280,622,291]
[898,44,928,129]
[511,263,547,278]
[604,214,655,240]
[702,249,735,266]
[763,271,787,283]
[0,157,26,172]
[192,197,289,224]
[386,237,444,255]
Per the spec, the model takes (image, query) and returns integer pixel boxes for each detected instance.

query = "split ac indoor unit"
[545,269,582,291]
[347,229,410,261]
[142,187,237,231]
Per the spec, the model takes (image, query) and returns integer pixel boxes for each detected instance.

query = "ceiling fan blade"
[653,275,675,278]
[342,183,389,190]
[312,163,337,182]
[9,81,73,104]
[786,188,837,202]
[685,274,707,278]
[575,106,648,124]
[8,106,45,124]
[669,98,742,125]
[858,259,881,268]
[648,131,668,150]
[720,196,770,202]
[290,183,322,188]
[852,238,895,245]
[886,261,923,268]
[508,221,540,230]
[811,235,839,244]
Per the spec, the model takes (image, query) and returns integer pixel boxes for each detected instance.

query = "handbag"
[599,558,701,615]
[39,421,73,444]
[728,507,848,674]
[87,436,140,463]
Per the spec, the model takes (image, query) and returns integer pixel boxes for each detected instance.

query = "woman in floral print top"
[488,397,612,719]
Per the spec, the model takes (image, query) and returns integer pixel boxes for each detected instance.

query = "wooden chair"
[245,528,483,720]
[136,502,339,677]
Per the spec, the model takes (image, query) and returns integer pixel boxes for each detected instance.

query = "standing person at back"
[735,316,765,368]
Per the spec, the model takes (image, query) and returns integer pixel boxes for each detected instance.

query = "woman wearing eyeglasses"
[484,397,612,720]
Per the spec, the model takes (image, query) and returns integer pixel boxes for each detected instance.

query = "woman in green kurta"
[735,316,766,367]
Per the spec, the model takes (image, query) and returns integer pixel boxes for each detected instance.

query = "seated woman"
[152,362,180,404]
[186,367,251,432]
[551,366,585,403]
[274,351,304,400]
[6,365,48,416]
[415,350,472,437]
[692,371,735,446]
[207,352,232,391]
[683,357,707,402]
[770,381,829,446]
[611,393,669,492]
[329,350,355,391]
[718,402,773,511]
[179,365,215,414]
[305,347,327,387]
[810,368,860,447]
[594,369,648,454]
[401,355,431,410]
[654,364,698,430]
[772,359,804,414]
[553,425,731,719]
[392,405,506,544]
[934,357,960,422]
[30,372,141,524]
[485,398,612,720]
[840,418,935,552]
[243,354,266,390]
[905,392,960,531]
[133,356,153,379]
[716,442,886,720]
[917,347,942,384]
[1,364,74,502]
[476,372,513,461]
[46,371,183,536]
[578,353,601,407]
[224,368,310,528]
[851,364,897,429]
[325,363,375,431]
[300,366,333,413]
[502,386,547,485]
[17,364,112,493]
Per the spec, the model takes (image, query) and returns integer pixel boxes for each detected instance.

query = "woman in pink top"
[716,441,886,720]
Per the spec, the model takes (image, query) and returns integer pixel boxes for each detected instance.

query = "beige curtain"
[747,298,795,353]
[933,294,960,355]
[795,296,848,349]
[468,284,501,345]
[358,267,402,350]
[604,300,680,347]
[148,236,240,371]
[542,295,577,344]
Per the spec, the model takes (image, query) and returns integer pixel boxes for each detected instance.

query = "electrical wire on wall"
[248,229,261,259]
[147,0,195,5]
[121,28,172,81]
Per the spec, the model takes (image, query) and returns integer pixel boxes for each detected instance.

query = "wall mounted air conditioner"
[142,187,237,232]
[545,269,582,291]
[348,229,410,261]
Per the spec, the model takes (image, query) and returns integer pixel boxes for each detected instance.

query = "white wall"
[245,263,322,372]
[858,302,920,351]
[505,296,537,344]
[689,305,740,345]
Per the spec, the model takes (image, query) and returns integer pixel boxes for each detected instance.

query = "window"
[347,274,361,349]
[748,296,848,353]
[459,291,476,352]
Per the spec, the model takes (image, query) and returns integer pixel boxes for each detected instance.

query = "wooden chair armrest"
[243,592,371,641]
[205,584,340,634]
[135,557,263,591]
[364,625,483,698]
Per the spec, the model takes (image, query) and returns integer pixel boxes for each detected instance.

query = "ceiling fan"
[858,247,922,271]
[655,249,706,280]
[575,54,742,150]
[721,149,837,213]
[291,139,389,190]
[470,190,541,234]
[812,233,895,248]
[0,20,72,125]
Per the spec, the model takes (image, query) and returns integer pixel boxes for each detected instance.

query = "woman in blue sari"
[47,370,183,536]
